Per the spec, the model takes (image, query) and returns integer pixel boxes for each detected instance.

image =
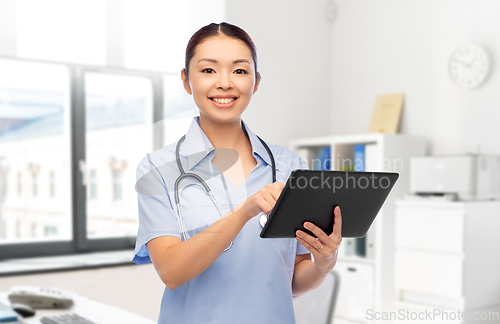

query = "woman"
[133,22,342,323]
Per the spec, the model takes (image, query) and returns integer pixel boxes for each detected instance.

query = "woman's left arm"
[291,206,342,298]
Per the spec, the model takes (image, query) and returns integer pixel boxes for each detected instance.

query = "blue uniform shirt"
[133,116,310,323]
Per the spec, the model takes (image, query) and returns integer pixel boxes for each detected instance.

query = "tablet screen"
[260,170,399,238]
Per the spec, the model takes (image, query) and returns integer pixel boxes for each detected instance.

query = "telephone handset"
[8,286,74,309]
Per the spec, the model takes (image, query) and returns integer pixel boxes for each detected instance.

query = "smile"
[210,97,237,104]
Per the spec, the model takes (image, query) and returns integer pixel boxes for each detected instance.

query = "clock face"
[448,44,490,90]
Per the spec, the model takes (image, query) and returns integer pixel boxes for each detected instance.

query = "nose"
[215,71,233,90]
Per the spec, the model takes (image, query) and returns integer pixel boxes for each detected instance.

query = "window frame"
[0,58,166,260]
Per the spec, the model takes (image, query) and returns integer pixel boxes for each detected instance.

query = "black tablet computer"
[260,170,399,238]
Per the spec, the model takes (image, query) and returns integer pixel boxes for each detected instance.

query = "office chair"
[293,270,340,324]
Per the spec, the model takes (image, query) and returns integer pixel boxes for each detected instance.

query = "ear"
[181,68,192,95]
[253,72,261,94]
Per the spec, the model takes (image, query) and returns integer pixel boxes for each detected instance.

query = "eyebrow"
[197,58,250,64]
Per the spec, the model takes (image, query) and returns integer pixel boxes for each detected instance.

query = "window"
[44,226,58,237]
[32,171,38,197]
[163,75,198,146]
[84,72,153,239]
[16,221,21,238]
[0,59,167,259]
[112,169,122,201]
[17,172,22,196]
[0,224,5,241]
[49,171,55,198]
[0,167,6,200]
[0,59,72,246]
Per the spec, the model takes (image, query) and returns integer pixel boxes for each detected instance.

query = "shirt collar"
[184,116,276,171]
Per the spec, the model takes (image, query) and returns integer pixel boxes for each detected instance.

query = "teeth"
[212,97,236,104]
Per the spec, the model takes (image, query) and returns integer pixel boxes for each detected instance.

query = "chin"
[201,110,244,123]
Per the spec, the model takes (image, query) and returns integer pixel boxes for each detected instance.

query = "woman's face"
[181,35,260,124]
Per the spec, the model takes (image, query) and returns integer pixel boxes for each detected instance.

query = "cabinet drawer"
[334,261,374,322]
[395,206,464,253]
[395,250,463,298]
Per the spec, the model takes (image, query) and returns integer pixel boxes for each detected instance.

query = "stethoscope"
[174,134,276,252]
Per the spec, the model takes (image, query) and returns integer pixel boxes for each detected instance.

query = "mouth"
[209,97,238,104]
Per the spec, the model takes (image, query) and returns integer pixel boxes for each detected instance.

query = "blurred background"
[0,0,499,323]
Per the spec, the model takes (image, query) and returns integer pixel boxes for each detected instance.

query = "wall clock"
[448,44,490,90]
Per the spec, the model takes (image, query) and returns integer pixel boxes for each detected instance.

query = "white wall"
[225,0,333,148]
[330,0,500,155]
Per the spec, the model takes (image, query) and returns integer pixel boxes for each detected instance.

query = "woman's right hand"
[236,182,286,221]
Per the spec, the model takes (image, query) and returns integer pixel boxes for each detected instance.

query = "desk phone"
[8,287,74,309]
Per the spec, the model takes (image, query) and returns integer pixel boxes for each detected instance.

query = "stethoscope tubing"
[174,133,276,252]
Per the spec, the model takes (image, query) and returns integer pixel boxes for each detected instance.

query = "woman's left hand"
[295,206,342,275]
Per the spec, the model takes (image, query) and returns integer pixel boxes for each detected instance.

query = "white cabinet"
[395,250,464,298]
[334,260,375,322]
[394,200,500,322]
[394,206,465,253]
[290,134,426,323]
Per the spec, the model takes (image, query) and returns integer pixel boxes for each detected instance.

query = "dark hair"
[184,22,258,80]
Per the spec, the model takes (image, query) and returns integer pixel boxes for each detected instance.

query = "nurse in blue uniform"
[133,22,343,323]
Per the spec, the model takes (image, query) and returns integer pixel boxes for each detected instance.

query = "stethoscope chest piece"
[259,213,268,228]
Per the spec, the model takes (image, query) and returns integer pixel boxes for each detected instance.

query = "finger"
[331,206,342,237]
[269,184,283,201]
[295,236,321,260]
[260,197,274,215]
[262,192,277,213]
[303,221,330,245]
[296,230,325,253]
[263,184,284,211]
[273,181,286,188]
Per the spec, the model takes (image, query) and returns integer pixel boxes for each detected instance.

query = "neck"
[198,114,249,150]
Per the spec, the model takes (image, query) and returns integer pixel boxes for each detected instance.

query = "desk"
[0,293,155,324]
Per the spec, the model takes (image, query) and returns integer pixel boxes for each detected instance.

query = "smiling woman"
[181,30,260,126]
[132,22,342,324]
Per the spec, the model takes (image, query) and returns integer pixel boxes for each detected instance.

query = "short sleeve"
[132,156,181,264]
[296,155,311,255]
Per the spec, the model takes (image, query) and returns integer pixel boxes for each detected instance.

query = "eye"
[234,69,248,74]
[202,68,215,73]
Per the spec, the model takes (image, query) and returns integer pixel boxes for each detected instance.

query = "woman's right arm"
[146,182,285,290]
